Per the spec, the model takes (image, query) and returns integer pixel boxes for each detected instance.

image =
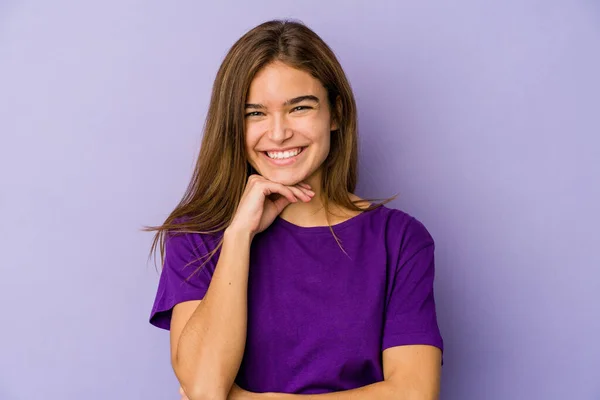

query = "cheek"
[311,110,333,138]
[304,119,332,145]
[244,125,262,152]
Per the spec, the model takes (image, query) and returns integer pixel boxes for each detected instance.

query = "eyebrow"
[245,95,320,110]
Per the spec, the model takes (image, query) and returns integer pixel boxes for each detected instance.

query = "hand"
[179,385,189,400]
[228,174,315,236]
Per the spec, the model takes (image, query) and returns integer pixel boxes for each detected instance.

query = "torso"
[154,203,442,394]
[234,204,421,394]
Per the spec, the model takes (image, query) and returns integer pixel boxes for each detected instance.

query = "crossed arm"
[174,313,441,400]
[170,231,442,400]
[240,344,443,400]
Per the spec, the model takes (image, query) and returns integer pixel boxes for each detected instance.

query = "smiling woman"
[245,63,336,185]
[144,19,443,400]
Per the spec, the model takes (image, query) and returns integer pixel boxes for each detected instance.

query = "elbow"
[188,370,232,400]
[172,359,228,400]
[179,378,227,400]
[186,387,227,400]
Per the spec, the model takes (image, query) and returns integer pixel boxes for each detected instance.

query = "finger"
[247,174,262,183]
[179,387,190,400]
[295,184,315,197]
[288,185,313,202]
[271,194,293,213]
[259,181,299,204]
[298,182,312,189]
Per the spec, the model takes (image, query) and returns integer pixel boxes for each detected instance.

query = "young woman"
[147,19,444,400]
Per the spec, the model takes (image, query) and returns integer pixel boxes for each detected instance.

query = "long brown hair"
[143,19,396,270]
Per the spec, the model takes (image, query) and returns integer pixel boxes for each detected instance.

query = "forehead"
[247,61,326,103]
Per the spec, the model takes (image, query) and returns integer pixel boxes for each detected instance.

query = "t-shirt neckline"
[272,204,385,235]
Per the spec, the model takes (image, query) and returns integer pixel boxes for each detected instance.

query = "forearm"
[262,380,421,400]
[175,228,253,399]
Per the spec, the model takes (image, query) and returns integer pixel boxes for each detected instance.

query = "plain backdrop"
[1,1,599,399]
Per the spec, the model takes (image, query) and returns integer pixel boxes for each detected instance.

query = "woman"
[146,19,444,400]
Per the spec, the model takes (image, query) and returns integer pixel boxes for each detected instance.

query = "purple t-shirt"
[149,204,444,394]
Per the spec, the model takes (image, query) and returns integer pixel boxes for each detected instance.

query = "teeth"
[267,147,302,159]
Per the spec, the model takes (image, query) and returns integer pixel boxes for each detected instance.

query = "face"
[244,61,338,187]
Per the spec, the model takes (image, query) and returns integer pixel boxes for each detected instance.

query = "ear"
[330,96,342,131]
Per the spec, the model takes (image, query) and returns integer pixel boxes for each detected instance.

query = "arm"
[172,228,253,400]
[255,345,442,400]
[171,175,314,400]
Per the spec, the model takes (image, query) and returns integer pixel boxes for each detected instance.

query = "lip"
[262,146,305,152]
[261,146,307,166]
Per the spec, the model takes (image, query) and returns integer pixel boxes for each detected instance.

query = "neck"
[279,171,329,227]
[279,194,328,227]
[278,172,367,228]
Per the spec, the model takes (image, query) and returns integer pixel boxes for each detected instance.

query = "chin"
[257,168,307,186]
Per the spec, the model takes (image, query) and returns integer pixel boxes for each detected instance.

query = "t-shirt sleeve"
[382,218,444,361]
[149,230,218,330]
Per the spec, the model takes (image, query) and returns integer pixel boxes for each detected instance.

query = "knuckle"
[248,174,264,186]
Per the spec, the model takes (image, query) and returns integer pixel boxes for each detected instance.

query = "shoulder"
[166,217,224,256]
[373,205,435,251]
[367,207,437,278]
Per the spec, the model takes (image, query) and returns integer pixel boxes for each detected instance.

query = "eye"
[245,111,264,117]
[291,105,312,112]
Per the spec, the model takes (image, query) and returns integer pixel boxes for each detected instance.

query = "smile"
[261,147,307,166]
[265,147,305,159]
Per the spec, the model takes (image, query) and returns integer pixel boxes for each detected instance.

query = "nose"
[268,113,293,142]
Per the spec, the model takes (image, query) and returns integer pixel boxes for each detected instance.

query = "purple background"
[1,1,598,399]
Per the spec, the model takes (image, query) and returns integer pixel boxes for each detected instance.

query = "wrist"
[248,392,281,400]
[224,226,255,242]
[264,393,289,399]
